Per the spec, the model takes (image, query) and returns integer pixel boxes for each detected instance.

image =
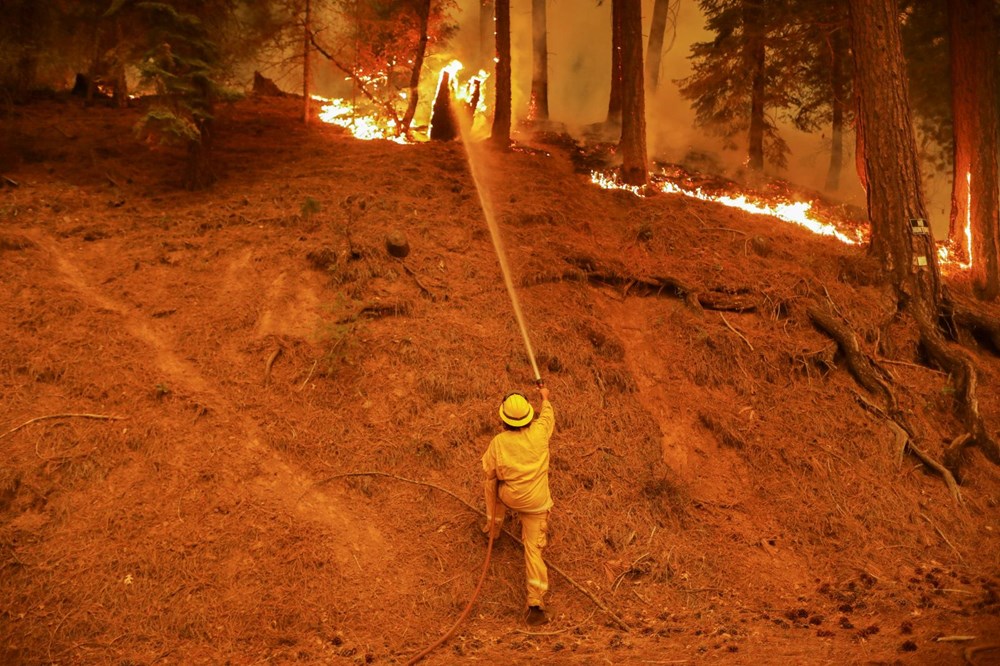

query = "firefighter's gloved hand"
[482,515,503,539]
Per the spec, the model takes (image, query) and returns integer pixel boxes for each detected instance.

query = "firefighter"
[481,385,555,626]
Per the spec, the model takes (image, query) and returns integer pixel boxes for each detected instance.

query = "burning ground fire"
[591,169,864,245]
[314,60,487,145]
[312,65,972,272]
[591,170,974,272]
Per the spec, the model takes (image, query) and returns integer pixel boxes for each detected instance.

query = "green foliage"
[679,0,858,172]
[134,2,219,142]
[301,196,322,220]
[678,0,793,168]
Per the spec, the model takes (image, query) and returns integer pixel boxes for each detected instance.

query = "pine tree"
[849,0,1000,480]
[678,0,792,171]
[131,2,222,189]
[529,0,549,122]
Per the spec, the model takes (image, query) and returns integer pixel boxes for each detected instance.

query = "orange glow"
[937,171,973,271]
[590,170,864,246]
[315,60,488,143]
[314,95,410,144]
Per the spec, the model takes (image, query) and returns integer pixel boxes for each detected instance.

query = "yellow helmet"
[499,392,534,427]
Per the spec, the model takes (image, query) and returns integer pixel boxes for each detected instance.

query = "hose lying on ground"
[314,471,630,661]
[405,524,497,665]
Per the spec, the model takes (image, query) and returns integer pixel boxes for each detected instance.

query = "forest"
[1,0,999,664]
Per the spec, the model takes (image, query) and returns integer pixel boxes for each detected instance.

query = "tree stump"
[430,71,458,141]
[386,231,410,258]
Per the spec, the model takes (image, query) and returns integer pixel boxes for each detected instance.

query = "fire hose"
[405,506,498,665]
[316,472,630,663]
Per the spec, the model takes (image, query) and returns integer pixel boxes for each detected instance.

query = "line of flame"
[590,170,862,245]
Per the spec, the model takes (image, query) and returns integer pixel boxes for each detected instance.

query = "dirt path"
[25,228,381,567]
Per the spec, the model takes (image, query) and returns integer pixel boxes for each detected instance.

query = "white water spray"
[454,112,541,383]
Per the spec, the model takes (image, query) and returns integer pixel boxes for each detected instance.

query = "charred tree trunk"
[401,0,433,134]
[185,116,215,190]
[303,0,312,124]
[825,27,847,192]
[430,70,458,141]
[480,0,495,71]
[744,0,766,172]
[607,0,623,125]
[948,0,1000,298]
[618,0,648,187]
[646,0,671,92]
[529,0,549,122]
[491,0,512,147]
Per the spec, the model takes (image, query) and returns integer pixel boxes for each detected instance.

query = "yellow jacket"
[482,400,555,518]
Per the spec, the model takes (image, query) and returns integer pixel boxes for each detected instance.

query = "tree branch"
[309,35,403,132]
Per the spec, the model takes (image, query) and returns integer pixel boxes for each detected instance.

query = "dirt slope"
[1,97,999,665]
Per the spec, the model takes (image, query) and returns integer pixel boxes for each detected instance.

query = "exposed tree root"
[806,306,895,409]
[853,393,963,504]
[919,327,1000,478]
[809,305,962,501]
[559,255,757,311]
[945,292,1000,353]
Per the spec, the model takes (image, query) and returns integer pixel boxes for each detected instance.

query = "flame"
[314,59,488,143]
[314,95,409,144]
[590,170,863,245]
[936,171,973,271]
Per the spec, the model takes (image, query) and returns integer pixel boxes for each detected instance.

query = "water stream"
[455,114,541,383]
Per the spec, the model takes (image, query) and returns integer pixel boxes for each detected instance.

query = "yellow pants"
[492,510,549,608]
[519,511,549,607]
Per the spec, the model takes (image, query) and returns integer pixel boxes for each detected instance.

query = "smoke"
[306,0,954,233]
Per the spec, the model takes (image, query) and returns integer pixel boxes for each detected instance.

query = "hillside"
[1,96,999,665]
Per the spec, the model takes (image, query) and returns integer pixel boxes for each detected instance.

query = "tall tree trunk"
[607,0,623,125]
[112,18,128,108]
[491,0,512,147]
[303,0,312,124]
[86,23,101,104]
[850,0,1000,481]
[848,0,939,311]
[854,89,867,194]
[646,0,670,92]
[825,27,846,191]
[744,0,766,172]
[401,0,432,133]
[529,0,549,121]
[480,0,495,71]
[619,0,647,187]
[948,0,1000,298]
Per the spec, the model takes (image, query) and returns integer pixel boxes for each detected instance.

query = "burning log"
[430,70,458,142]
